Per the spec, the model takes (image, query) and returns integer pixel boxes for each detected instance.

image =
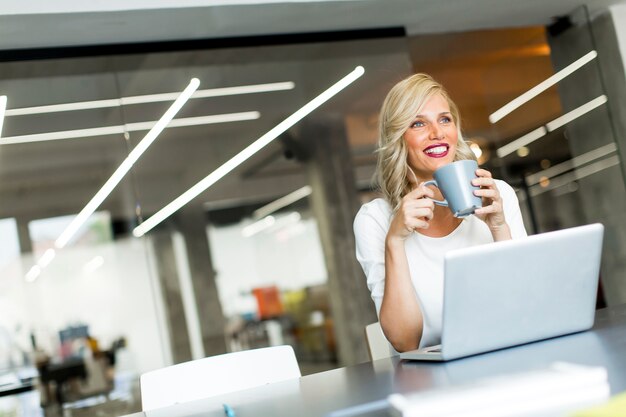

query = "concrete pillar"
[301,117,378,366]
[15,218,32,254]
[547,5,626,305]
[175,204,227,357]
[151,231,193,363]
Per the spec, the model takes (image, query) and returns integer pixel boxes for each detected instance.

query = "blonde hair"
[376,73,476,210]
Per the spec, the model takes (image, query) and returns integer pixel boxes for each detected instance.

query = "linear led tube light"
[0,95,6,137]
[545,95,607,132]
[242,216,276,237]
[530,155,620,197]
[25,265,41,282]
[133,66,365,237]
[55,78,200,249]
[496,95,607,159]
[1,111,260,145]
[496,127,547,158]
[525,143,617,186]
[5,82,294,117]
[489,50,597,124]
[252,185,312,220]
[83,256,105,274]
[37,248,56,268]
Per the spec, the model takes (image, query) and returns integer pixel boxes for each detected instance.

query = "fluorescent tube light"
[25,265,41,282]
[497,95,608,159]
[83,256,104,274]
[530,155,620,197]
[252,185,312,220]
[242,216,276,237]
[5,81,294,117]
[525,143,617,186]
[0,95,6,138]
[489,50,597,124]
[1,111,260,145]
[133,66,365,237]
[268,212,302,233]
[545,95,607,132]
[55,78,200,249]
[496,127,547,158]
[38,248,56,268]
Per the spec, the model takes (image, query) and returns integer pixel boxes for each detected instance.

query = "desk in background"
[0,368,36,398]
[39,357,87,405]
[119,304,626,417]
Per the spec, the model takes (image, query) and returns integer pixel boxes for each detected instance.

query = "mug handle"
[423,180,448,206]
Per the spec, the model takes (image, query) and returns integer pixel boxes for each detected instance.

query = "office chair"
[365,322,398,361]
[139,345,301,411]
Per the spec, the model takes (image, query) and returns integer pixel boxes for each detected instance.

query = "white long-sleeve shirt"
[354,179,527,348]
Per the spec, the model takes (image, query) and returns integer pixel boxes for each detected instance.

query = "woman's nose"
[429,124,444,140]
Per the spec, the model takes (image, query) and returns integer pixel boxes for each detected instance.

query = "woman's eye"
[411,120,425,128]
[440,116,452,124]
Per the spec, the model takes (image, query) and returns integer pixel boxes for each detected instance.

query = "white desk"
[120,304,626,417]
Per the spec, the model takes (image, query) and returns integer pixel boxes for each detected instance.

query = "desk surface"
[124,304,626,417]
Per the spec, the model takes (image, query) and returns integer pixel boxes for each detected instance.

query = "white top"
[353,179,527,348]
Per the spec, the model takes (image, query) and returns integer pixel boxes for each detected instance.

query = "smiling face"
[404,93,458,181]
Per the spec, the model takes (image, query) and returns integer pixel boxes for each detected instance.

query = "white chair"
[140,345,301,411]
[365,322,398,361]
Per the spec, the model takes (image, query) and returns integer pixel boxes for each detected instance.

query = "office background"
[1,0,626,415]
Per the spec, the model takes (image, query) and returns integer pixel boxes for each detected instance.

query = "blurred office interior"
[1,1,626,415]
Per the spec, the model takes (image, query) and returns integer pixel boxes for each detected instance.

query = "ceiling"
[0,0,624,50]
[0,0,619,235]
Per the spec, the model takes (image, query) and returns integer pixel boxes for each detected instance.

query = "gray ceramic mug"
[423,160,482,218]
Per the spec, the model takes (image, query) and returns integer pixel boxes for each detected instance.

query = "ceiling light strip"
[545,95,607,132]
[5,82,294,117]
[525,143,617,186]
[25,265,41,282]
[489,50,597,124]
[0,111,260,145]
[252,185,312,220]
[192,82,295,99]
[529,155,620,197]
[0,95,6,137]
[133,66,365,237]
[242,216,276,238]
[496,127,547,158]
[37,248,56,268]
[496,95,607,159]
[55,78,200,249]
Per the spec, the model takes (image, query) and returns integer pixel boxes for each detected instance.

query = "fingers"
[394,186,436,236]
[472,169,500,202]
[475,168,492,178]
[473,188,498,199]
[471,169,507,228]
[474,201,502,216]
[472,173,496,189]
[400,199,435,231]
[405,183,435,200]
[404,217,431,232]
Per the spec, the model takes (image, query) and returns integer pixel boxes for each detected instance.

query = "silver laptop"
[400,223,604,362]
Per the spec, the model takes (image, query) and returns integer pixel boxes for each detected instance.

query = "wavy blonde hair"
[376,73,476,210]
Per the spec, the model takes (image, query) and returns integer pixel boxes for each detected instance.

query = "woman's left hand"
[472,168,507,234]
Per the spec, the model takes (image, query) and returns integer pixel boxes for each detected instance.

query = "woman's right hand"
[388,183,435,241]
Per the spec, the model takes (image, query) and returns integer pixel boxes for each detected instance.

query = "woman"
[354,74,527,352]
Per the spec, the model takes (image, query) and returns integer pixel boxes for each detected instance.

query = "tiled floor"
[1,361,337,417]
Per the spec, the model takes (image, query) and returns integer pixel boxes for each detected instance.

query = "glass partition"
[0,35,411,414]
